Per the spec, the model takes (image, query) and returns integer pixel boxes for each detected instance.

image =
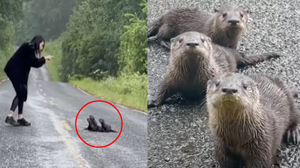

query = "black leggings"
[10,95,24,114]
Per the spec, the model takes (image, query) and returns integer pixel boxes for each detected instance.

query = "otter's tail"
[109,130,118,133]
[148,16,163,38]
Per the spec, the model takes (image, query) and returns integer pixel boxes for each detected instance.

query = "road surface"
[148,0,300,167]
[0,65,147,168]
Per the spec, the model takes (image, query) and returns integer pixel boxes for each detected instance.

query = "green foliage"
[43,39,63,81]
[0,0,25,21]
[60,0,144,82]
[14,0,76,45]
[0,19,15,50]
[0,37,14,80]
[118,0,147,74]
[70,73,147,112]
[0,0,24,79]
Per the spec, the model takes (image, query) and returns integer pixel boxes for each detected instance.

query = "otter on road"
[148,31,280,108]
[99,119,117,133]
[207,73,300,168]
[84,115,117,133]
[148,3,250,49]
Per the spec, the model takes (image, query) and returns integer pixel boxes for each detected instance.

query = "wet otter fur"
[206,72,300,168]
[148,3,251,49]
[148,31,280,107]
[84,115,103,132]
[99,119,117,133]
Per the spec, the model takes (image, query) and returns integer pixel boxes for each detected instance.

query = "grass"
[0,45,15,81]
[43,40,147,112]
[0,70,5,80]
[43,39,63,81]
[70,73,147,112]
[0,74,5,81]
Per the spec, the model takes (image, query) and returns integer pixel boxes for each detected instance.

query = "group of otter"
[148,3,300,168]
[84,115,117,133]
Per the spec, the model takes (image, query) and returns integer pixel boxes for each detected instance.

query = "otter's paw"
[287,127,300,145]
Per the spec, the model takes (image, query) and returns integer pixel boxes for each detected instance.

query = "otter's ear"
[206,79,212,86]
[207,79,213,86]
[207,37,212,43]
[244,10,252,15]
[170,38,176,44]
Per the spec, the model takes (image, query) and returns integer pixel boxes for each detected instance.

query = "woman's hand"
[44,55,53,61]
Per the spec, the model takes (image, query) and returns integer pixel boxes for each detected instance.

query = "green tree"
[118,0,147,74]
[0,0,25,78]
[60,0,144,82]
[14,0,76,45]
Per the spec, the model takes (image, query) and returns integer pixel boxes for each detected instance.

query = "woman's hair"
[28,35,45,57]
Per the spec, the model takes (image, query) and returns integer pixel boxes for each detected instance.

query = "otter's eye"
[240,13,244,18]
[243,84,247,90]
[222,13,227,17]
[215,81,220,87]
[201,38,205,43]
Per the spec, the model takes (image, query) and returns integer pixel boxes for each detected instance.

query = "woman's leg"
[16,85,30,126]
[17,99,24,119]
[9,96,18,114]
[5,95,20,126]
[16,98,30,126]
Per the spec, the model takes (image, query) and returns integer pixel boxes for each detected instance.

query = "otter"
[98,119,117,133]
[206,72,300,168]
[84,118,99,131]
[84,115,103,132]
[148,3,251,49]
[148,31,280,107]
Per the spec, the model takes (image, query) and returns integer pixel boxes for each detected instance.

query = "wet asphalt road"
[0,65,147,168]
[148,0,300,167]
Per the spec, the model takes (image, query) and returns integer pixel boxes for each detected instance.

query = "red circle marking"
[75,100,123,148]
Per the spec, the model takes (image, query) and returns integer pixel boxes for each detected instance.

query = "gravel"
[147,0,300,167]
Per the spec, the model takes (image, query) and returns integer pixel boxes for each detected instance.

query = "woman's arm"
[26,44,46,68]
[30,56,46,68]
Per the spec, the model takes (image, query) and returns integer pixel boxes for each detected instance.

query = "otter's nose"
[222,88,238,94]
[228,19,240,24]
[186,42,199,47]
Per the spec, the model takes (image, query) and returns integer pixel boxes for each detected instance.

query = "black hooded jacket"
[3,36,46,101]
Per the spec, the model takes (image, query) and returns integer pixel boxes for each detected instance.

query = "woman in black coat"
[4,35,52,126]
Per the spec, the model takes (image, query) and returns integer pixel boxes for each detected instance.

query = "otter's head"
[213,4,250,34]
[98,119,105,124]
[207,73,259,119]
[170,31,213,66]
[89,115,95,120]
